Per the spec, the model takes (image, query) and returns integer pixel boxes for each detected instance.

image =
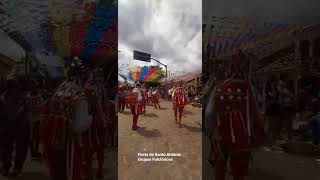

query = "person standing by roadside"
[0,71,32,177]
[126,87,131,109]
[278,80,295,140]
[309,106,320,149]
[29,87,44,159]
[265,80,281,146]
[168,87,173,101]
[118,86,126,112]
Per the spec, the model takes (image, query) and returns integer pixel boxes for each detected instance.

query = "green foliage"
[145,81,161,88]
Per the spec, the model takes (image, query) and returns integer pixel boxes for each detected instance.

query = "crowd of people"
[118,81,188,129]
[0,57,117,180]
[263,77,320,147]
[118,85,162,114]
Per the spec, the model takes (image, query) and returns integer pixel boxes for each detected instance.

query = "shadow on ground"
[119,111,131,115]
[159,107,168,110]
[184,110,194,115]
[92,168,116,180]
[136,128,161,138]
[7,172,50,180]
[182,124,202,132]
[148,107,168,111]
[249,167,284,180]
[143,113,158,118]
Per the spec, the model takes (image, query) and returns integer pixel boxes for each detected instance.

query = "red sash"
[175,88,185,106]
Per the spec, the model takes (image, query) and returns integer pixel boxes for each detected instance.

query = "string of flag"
[204,17,304,57]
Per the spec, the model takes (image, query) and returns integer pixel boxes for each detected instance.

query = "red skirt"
[42,115,95,180]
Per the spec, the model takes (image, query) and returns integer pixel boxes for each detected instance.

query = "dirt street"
[118,100,202,180]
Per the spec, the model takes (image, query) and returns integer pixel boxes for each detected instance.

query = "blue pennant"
[140,66,148,82]
[82,3,117,60]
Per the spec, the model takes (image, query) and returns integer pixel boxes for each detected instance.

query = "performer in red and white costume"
[147,89,153,105]
[42,58,97,180]
[130,83,142,130]
[153,88,161,109]
[172,81,187,127]
[207,51,265,180]
[84,68,107,178]
[140,85,147,114]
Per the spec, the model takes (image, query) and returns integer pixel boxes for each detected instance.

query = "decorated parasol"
[119,65,165,83]
[0,0,117,63]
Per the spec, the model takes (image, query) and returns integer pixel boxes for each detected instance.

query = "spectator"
[309,107,320,149]
[265,81,281,145]
[118,86,126,112]
[168,87,173,101]
[278,80,295,140]
[29,88,43,159]
[1,77,32,177]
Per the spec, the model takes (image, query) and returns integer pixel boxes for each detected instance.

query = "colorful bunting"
[205,17,304,57]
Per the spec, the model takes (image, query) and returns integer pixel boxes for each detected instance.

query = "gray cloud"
[119,0,202,72]
[204,0,320,24]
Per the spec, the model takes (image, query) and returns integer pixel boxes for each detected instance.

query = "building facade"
[185,73,202,93]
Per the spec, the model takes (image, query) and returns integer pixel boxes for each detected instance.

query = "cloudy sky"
[119,0,202,73]
[204,0,320,24]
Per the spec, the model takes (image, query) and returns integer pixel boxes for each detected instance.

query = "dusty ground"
[118,100,202,180]
[203,135,320,180]
[0,148,117,180]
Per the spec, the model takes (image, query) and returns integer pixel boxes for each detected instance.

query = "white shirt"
[152,90,157,95]
[133,88,142,102]
[172,88,176,98]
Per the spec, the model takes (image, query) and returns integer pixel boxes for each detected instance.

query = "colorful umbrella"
[0,0,117,63]
[127,66,165,83]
